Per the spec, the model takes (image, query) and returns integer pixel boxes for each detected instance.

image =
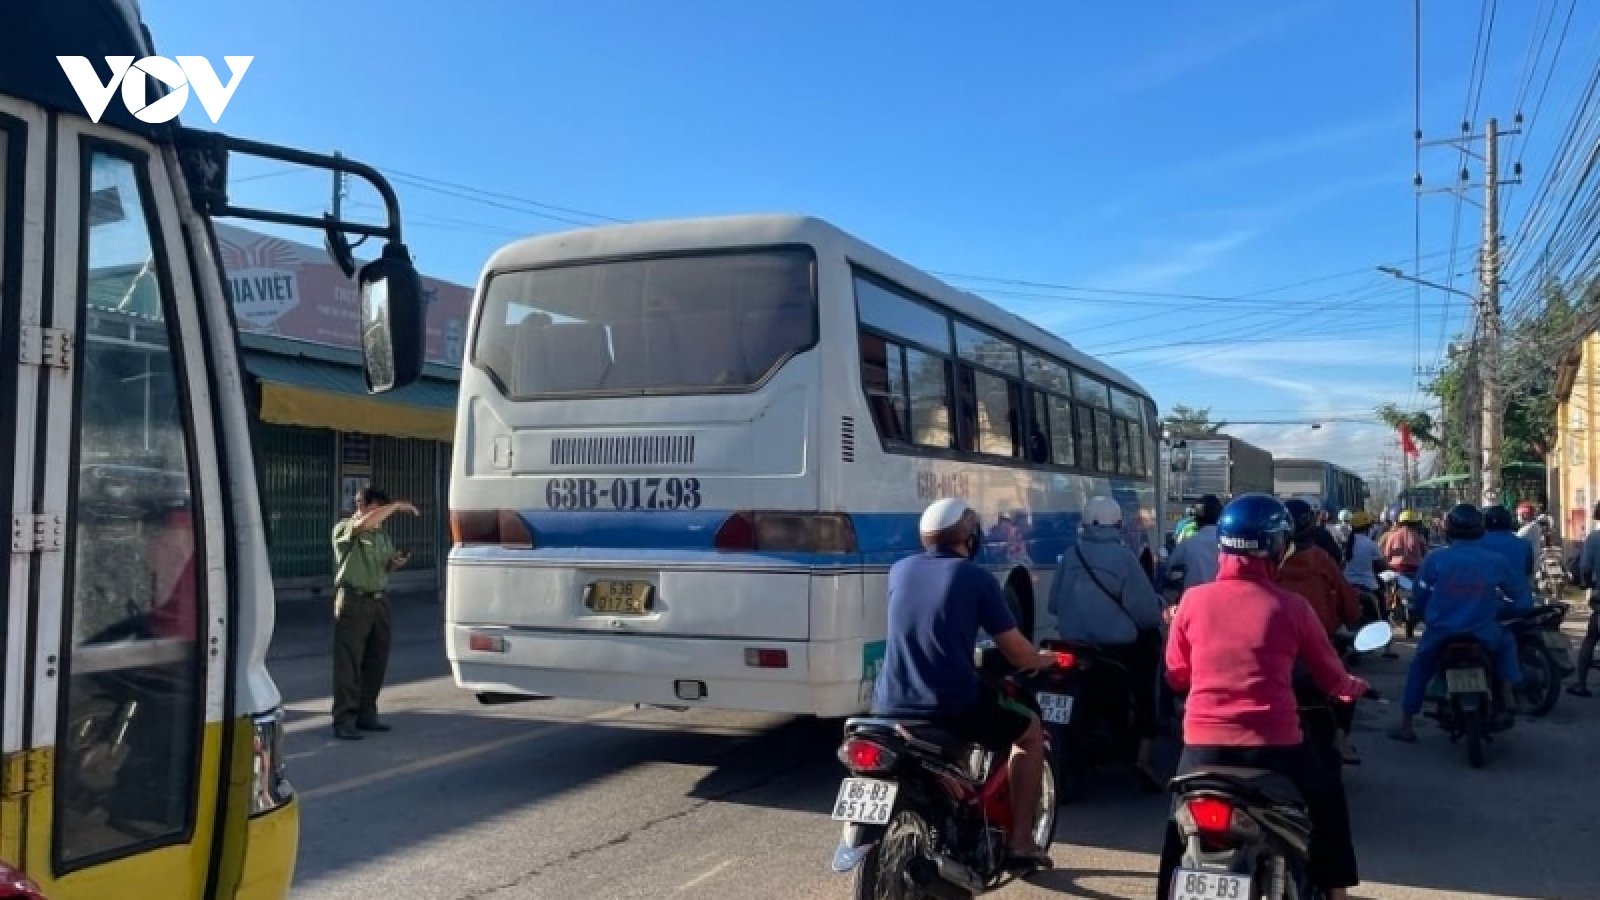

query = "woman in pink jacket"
[1157,494,1369,900]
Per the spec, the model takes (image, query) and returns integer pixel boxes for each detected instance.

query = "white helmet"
[1085,496,1122,527]
[919,498,972,534]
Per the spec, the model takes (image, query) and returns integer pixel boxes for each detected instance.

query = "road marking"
[297,704,635,801]
[674,858,736,893]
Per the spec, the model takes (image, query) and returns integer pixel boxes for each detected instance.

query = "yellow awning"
[258,382,456,442]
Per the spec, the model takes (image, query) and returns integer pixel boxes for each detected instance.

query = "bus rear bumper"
[448,625,870,718]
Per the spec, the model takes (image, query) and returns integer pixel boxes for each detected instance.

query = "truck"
[1163,434,1274,535]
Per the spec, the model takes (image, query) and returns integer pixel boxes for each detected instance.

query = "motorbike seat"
[844,717,974,761]
[1170,766,1304,809]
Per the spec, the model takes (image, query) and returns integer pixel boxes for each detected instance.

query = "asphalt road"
[271,606,1600,900]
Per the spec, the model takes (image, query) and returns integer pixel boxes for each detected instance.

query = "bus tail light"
[451,509,536,549]
[469,630,509,653]
[744,647,789,668]
[713,512,857,554]
[249,708,294,817]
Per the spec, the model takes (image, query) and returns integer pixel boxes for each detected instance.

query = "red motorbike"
[828,647,1073,899]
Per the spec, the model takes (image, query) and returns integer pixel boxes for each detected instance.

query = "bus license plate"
[1445,668,1488,694]
[831,778,897,825]
[1172,868,1249,900]
[584,580,654,615]
[1542,631,1569,650]
[1037,692,1075,725]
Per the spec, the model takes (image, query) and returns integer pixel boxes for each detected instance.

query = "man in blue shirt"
[873,498,1055,866]
[1389,504,1532,742]
[1479,504,1535,591]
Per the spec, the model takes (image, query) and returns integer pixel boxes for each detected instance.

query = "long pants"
[1156,743,1359,900]
[1102,628,1164,740]
[332,587,392,727]
[1401,626,1520,715]
[1577,604,1600,688]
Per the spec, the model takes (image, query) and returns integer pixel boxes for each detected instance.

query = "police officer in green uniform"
[331,486,417,741]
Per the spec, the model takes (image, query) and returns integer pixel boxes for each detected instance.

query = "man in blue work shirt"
[873,498,1056,867]
[1389,504,1532,743]
[1479,504,1535,593]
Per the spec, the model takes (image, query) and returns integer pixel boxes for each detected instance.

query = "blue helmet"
[1217,493,1292,559]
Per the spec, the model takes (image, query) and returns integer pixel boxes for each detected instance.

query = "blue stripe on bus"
[452,506,1158,571]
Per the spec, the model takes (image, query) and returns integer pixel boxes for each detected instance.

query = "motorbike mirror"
[1352,621,1393,654]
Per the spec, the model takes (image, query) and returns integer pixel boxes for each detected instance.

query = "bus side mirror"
[358,241,425,393]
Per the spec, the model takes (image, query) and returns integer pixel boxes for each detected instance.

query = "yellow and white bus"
[0,1,426,897]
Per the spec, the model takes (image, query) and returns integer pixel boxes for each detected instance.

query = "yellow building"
[1551,332,1600,549]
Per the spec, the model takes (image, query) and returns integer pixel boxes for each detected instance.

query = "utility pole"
[331,150,348,219]
[1479,119,1504,507]
[1416,116,1520,505]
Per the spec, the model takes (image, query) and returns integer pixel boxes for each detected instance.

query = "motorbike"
[1536,547,1569,604]
[1422,634,1514,769]
[830,647,1073,899]
[1035,638,1143,803]
[1500,600,1574,717]
[1377,571,1416,639]
[1167,622,1392,900]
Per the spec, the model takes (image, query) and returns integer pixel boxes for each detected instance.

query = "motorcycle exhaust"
[906,853,986,898]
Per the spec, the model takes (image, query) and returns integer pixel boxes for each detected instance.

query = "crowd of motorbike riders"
[867,491,1600,900]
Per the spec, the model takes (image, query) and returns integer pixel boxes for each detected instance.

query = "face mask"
[965,532,982,559]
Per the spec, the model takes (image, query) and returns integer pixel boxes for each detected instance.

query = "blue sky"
[140,0,1600,482]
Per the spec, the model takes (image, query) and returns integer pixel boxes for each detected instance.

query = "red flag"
[1398,422,1419,458]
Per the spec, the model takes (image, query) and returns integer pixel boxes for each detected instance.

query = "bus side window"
[56,149,204,868]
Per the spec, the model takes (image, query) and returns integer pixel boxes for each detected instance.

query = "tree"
[1163,404,1226,436]
[1381,275,1590,476]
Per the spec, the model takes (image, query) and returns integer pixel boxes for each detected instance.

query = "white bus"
[446,215,1162,717]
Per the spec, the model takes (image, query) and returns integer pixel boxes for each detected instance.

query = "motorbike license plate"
[1542,631,1569,650]
[1172,868,1250,900]
[1445,668,1489,694]
[830,778,897,825]
[1037,692,1075,725]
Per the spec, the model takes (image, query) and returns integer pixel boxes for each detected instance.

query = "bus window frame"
[466,243,822,401]
[49,135,212,875]
[850,263,1153,483]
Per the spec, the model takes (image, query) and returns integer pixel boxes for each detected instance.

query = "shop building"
[215,224,471,601]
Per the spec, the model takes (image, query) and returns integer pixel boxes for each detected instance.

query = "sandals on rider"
[1004,846,1054,871]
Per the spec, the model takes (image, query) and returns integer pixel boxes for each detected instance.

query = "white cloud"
[1090,229,1260,292]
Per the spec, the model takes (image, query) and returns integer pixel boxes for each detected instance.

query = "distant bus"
[445,215,1162,717]
[1274,458,1367,516]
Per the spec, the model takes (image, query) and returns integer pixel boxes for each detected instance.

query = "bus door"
[4,109,231,899]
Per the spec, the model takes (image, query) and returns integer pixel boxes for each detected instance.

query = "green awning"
[241,346,460,442]
[241,350,459,410]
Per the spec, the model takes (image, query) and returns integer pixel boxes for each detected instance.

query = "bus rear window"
[472,248,817,397]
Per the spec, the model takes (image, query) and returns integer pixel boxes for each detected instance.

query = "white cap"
[919,498,972,534]
[1085,496,1122,527]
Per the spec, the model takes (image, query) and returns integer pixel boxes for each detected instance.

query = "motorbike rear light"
[839,737,896,773]
[1051,651,1077,669]
[451,509,536,549]
[1187,797,1233,835]
[714,511,857,554]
